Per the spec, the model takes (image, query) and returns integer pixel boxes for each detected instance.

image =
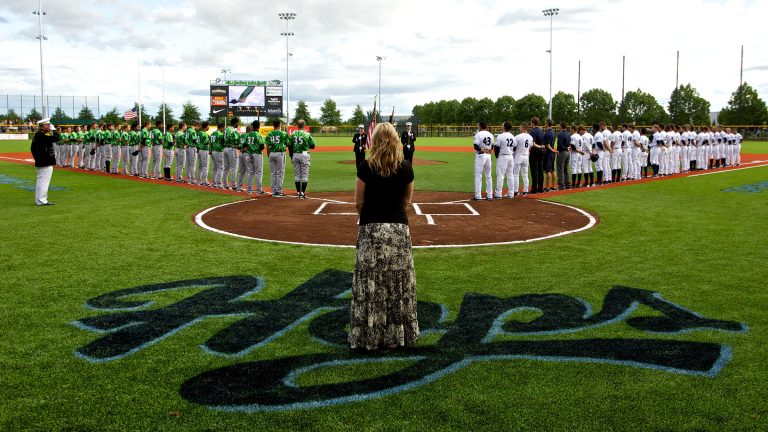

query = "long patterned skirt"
[349,223,419,350]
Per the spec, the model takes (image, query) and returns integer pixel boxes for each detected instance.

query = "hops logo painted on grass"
[72,270,747,412]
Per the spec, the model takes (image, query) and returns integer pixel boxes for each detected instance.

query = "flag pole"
[162,67,166,133]
[138,58,142,128]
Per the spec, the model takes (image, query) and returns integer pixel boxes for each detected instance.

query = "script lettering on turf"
[72,270,747,412]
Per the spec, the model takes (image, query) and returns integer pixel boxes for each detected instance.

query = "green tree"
[551,91,577,124]
[668,84,710,126]
[492,96,515,123]
[618,89,669,125]
[100,107,122,125]
[77,106,96,123]
[474,97,494,123]
[717,82,768,126]
[292,100,312,125]
[443,99,461,124]
[50,107,71,124]
[154,104,177,125]
[25,108,43,123]
[580,88,616,125]
[180,101,202,124]
[348,104,366,125]
[513,94,548,124]
[319,98,342,125]
[459,97,478,124]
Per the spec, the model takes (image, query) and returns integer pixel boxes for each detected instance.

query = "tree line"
[411,82,768,127]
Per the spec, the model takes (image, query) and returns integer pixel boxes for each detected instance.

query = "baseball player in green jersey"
[81,124,91,169]
[57,127,70,167]
[236,122,267,194]
[210,123,226,188]
[101,124,115,173]
[223,117,240,189]
[110,124,121,174]
[174,122,188,182]
[119,125,131,175]
[69,126,82,168]
[289,119,316,198]
[93,124,103,171]
[86,123,99,170]
[150,120,164,179]
[184,122,198,183]
[128,124,140,175]
[139,123,152,178]
[76,125,87,168]
[162,124,176,181]
[196,122,211,186]
[265,119,289,197]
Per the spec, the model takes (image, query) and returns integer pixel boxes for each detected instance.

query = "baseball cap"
[405,122,412,126]
[357,124,364,128]
[37,118,55,130]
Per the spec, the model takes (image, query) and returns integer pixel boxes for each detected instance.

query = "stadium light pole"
[33,0,48,118]
[279,12,296,125]
[376,56,386,120]
[543,8,559,121]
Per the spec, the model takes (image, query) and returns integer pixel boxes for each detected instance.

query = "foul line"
[194,197,598,249]
[687,163,768,177]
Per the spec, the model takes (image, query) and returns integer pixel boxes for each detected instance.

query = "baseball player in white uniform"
[473,122,494,201]
[579,126,594,187]
[493,121,515,199]
[725,127,735,167]
[659,125,670,176]
[629,125,642,180]
[707,128,716,169]
[570,126,584,187]
[639,128,650,177]
[611,126,622,182]
[696,127,709,171]
[593,123,605,185]
[598,123,612,184]
[513,122,533,196]
[620,124,633,181]
[650,124,662,177]
[734,129,743,166]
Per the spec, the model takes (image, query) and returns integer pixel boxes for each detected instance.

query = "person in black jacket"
[401,122,416,163]
[352,124,368,169]
[30,118,60,206]
[556,122,571,189]
[528,117,546,193]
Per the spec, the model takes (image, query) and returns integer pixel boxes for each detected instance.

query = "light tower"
[279,12,296,124]
[376,56,386,119]
[543,8,559,121]
[33,0,48,118]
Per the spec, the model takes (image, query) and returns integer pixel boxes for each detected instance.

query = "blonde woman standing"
[350,122,419,351]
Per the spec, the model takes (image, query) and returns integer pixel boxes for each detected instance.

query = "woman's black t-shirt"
[357,160,414,225]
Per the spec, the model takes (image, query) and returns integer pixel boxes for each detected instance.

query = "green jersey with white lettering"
[175,130,187,148]
[224,126,240,148]
[290,130,315,153]
[210,130,225,152]
[242,131,265,154]
[150,128,163,146]
[265,130,288,152]
[197,129,210,151]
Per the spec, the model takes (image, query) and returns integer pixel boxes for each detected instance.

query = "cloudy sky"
[1,0,766,121]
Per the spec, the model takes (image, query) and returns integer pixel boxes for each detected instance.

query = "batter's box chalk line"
[412,202,479,225]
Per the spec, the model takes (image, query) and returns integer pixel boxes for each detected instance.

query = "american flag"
[367,97,377,148]
[123,106,138,120]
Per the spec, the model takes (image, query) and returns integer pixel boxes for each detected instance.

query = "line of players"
[474,121,744,200]
[51,118,316,198]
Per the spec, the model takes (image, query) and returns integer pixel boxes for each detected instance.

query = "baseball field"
[1,137,767,431]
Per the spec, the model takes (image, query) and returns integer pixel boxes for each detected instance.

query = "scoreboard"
[209,79,283,117]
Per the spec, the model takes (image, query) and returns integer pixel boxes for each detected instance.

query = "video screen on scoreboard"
[228,86,265,108]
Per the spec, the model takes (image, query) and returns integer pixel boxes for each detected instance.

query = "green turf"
[1,139,767,431]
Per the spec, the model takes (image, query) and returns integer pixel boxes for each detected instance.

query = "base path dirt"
[195,191,597,248]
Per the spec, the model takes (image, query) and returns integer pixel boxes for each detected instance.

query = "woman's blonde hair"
[367,122,403,177]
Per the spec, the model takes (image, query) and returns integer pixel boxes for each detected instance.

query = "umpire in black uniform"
[30,118,60,206]
[352,124,368,169]
[529,117,546,194]
[401,121,416,163]
[556,121,571,189]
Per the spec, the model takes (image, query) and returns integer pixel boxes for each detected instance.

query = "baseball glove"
[590,154,599,162]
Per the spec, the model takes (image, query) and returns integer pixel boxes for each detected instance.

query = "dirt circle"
[338,159,447,166]
[195,191,596,248]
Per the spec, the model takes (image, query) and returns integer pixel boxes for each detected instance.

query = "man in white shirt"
[734,129,743,166]
[569,125,584,187]
[724,127,735,167]
[630,124,642,180]
[493,121,515,199]
[659,125,670,176]
[708,128,716,169]
[473,122,494,201]
[579,126,594,187]
[599,123,613,184]
[639,128,650,178]
[512,122,533,196]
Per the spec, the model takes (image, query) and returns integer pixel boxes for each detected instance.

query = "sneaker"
[255,190,267,195]
[472,197,483,201]
[493,195,503,200]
